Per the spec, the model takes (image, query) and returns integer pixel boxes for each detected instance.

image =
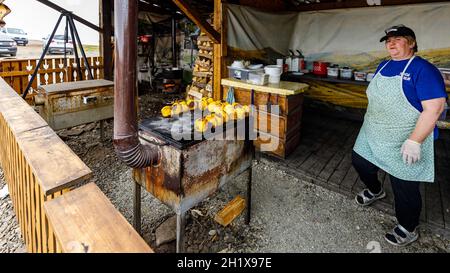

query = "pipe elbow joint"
[114,137,161,169]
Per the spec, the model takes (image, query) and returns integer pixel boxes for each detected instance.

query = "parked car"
[0,34,17,57]
[42,34,74,55]
[0,27,28,46]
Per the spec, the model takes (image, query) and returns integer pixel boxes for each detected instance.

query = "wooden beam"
[35,0,101,32]
[172,0,221,44]
[213,0,227,100]
[100,0,113,80]
[294,0,449,12]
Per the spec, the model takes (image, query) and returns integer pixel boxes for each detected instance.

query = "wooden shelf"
[283,73,370,86]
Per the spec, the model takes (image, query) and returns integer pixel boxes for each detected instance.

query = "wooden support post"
[100,0,113,80]
[213,0,227,101]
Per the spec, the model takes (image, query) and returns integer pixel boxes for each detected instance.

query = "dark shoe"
[355,188,386,206]
[384,225,419,247]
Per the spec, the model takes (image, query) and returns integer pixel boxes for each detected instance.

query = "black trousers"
[352,150,422,232]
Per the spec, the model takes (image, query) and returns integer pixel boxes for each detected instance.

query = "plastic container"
[276,59,284,66]
[313,61,329,77]
[340,67,353,80]
[230,60,245,69]
[228,66,264,81]
[264,65,282,84]
[327,64,339,78]
[354,71,367,81]
[285,56,292,72]
[439,68,450,81]
[247,72,269,85]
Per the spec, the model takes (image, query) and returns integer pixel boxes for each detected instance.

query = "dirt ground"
[1,91,450,253]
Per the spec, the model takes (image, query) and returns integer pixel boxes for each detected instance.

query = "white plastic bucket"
[264,65,282,84]
[276,59,283,66]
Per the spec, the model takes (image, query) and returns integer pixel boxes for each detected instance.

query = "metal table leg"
[133,181,141,235]
[100,120,105,141]
[176,212,186,253]
[245,128,255,226]
[246,166,252,225]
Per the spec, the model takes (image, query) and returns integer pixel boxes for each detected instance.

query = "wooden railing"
[0,56,104,97]
[0,77,92,253]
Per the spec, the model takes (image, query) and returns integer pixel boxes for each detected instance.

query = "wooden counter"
[221,78,308,96]
[222,78,309,158]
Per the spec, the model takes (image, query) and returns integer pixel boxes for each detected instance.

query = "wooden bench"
[44,183,153,253]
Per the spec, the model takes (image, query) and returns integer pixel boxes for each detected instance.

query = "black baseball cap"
[380,24,416,42]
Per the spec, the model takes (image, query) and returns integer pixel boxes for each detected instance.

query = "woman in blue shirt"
[352,25,447,246]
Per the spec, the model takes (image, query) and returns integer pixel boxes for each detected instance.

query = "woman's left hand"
[401,139,421,165]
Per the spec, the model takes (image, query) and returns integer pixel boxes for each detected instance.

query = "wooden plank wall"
[0,77,92,253]
[0,56,104,97]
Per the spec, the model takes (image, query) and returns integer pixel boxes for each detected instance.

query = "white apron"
[353,56,434,182]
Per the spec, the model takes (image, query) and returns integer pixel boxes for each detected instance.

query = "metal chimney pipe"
[113,0,160,168]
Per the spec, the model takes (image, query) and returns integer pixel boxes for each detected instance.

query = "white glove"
[401,139,421,165]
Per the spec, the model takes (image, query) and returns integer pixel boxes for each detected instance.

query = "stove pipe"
[113,0,160,168]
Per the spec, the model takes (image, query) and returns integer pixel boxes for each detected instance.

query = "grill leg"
[100,120,105,141]
[176,212,186,253]
[246,166,252,225]
[133,181,141,235]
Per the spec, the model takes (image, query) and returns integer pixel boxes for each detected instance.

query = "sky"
[3,0,100,45]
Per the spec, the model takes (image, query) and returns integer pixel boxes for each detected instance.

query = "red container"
[299,59,305,70]
[313,61,329,76]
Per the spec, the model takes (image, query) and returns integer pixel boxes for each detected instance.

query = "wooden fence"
[0,56,104,97]
[0,77,92,253]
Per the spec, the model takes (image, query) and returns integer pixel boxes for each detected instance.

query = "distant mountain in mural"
[305,48,450,72]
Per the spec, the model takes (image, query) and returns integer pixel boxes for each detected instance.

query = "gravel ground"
[1,92,450,253]
[0,169,26,253]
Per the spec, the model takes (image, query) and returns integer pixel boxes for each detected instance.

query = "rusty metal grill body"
[132,115,254,252]
[35,79,114,131]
